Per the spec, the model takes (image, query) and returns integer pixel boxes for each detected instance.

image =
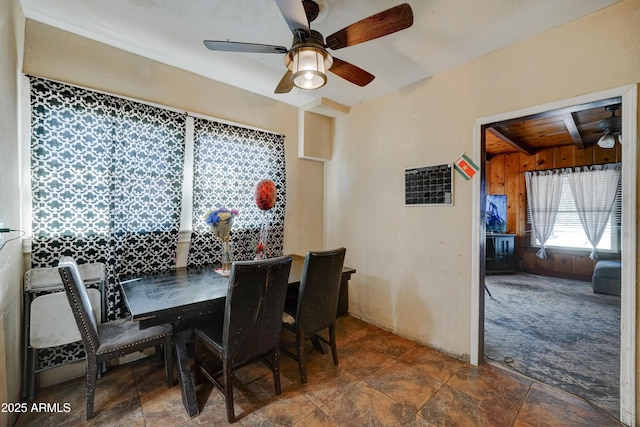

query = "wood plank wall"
[485,143,622,281]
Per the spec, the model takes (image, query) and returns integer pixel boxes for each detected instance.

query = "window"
[187,118,286,266]
[30,77,187,317]
[528,165,621,254]
[533,176,619,251]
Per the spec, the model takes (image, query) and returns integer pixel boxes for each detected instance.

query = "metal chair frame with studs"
[57,256,174,420]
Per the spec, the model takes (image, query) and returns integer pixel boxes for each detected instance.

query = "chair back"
[223,255,292,365]
[297,248,346,335]
[58,257,100,354]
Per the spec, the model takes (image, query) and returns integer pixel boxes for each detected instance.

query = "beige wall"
[326,0,639,360]
[22,20,326,260]
[0,0,25,426]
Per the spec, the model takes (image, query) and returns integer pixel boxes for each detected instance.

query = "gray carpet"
[484,272,620,418]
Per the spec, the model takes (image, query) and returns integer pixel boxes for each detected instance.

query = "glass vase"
[255,211,270,260]
[221,238,232,275]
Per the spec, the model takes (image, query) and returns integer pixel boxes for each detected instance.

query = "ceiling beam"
[486,127,535,156]
[492,97,621,129]
[561,112,585,149]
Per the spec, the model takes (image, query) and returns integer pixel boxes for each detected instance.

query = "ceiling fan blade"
[325,3,413,50]
[203,40,288,54]
[274,0,310,39]
[274,70,294,93]
[329,57,375,87]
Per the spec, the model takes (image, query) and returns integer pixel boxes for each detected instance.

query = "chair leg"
[85,356,98,420]
[273,349,282,395]
[27,347,38,402]
[155,345,164,362]
[164,336,173,388]
[194,337,202,385]
[296,330,307,384]
[22,296,32,401]
[223,359,235,423]
[329,324,339,365]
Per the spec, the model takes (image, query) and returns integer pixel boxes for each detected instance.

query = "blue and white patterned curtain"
[188,118,286,266]
[30,77,186,320]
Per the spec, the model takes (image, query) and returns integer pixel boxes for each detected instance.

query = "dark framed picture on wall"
[486,194,507,233]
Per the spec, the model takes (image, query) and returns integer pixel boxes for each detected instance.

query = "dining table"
[119,254,356,418]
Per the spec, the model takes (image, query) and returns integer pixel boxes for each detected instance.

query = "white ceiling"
[20,0,619,108]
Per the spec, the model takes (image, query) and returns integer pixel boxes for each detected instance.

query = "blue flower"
[205,208,239,226]
[206,211,221,225]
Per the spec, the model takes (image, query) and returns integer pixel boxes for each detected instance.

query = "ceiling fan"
[203,0,414,93]
[595,104,622,149]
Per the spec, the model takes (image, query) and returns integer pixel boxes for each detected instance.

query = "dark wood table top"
[120,254,355,327]
[120,266,229,323]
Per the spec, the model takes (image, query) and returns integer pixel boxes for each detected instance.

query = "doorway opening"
[470,84,637,425]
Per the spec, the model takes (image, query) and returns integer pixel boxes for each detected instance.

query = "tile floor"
[15,316,622,426]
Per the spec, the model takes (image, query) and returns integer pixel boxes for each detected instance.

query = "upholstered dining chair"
[193,255,292,423]
[281,248,346,384]
[57,256,174,420]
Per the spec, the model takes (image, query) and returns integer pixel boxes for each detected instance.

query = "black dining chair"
[281,248,346,384]
[57,257,174,420]
[193,255,293,423]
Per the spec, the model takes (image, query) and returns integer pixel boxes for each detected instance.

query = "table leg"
[174,331,199,418]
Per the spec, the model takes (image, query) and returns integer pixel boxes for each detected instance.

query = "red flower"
[255,179,276,211]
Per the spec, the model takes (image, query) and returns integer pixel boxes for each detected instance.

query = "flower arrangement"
[205,208,239,275]
[205,208,239,240]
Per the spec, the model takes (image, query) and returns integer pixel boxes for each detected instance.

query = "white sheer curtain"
[565,163,621,260]
[524,170,564,259]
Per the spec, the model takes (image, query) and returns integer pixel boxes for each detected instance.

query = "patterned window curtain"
[188,118,286,266]
[565,163,621,260]
[30,77,186,321]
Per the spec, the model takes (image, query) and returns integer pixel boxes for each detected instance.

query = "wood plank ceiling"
[484,97,622,158]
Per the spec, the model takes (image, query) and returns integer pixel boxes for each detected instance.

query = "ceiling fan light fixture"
[288,47,333,90]
[597,133,616,149]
